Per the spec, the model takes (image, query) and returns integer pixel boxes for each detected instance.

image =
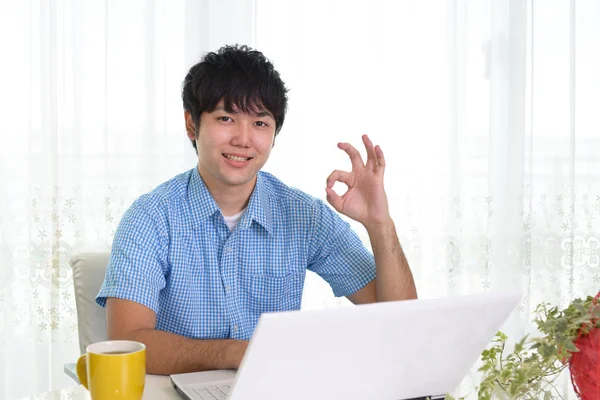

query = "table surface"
[21,375,181,400]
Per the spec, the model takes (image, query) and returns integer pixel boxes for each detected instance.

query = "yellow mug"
[76,340,146,400]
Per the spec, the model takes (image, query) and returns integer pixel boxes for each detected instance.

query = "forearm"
[127,328,248,375]
[366,218,418,302]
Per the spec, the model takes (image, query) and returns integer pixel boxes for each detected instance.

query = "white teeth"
[225,154,250,162]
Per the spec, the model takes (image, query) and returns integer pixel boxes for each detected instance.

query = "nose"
[231,123,251,147]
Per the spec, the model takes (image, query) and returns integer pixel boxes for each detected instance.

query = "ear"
[184,111,197,141]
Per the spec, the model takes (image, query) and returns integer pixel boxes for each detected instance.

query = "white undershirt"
[222,208,246,231]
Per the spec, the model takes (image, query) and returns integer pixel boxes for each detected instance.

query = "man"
[96,44,417,375]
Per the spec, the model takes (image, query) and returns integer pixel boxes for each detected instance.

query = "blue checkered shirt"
[96,167,376,340]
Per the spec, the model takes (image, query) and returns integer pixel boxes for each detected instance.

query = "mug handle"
[76,354,89,390]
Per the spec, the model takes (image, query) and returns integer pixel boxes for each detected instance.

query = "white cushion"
[70,252,109,354]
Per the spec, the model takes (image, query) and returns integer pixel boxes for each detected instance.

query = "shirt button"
[225,285,231,293]
[233,325,238,333]
[224,246,232,254]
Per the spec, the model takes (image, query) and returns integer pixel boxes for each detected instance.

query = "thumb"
[325,188,344,213]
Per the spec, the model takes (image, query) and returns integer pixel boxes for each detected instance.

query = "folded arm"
[106,298,248,375]
[347,218,417,304]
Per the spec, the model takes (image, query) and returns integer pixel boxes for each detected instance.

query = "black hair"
[182,44,289,153]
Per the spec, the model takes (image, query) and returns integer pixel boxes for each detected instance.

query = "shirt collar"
[188,167,220,228]
[237,172,273,236]
[188,167,273,235]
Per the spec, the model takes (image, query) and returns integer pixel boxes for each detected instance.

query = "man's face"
[186,99,276,190]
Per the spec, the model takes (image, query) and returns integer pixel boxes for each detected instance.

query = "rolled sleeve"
[96,199,167,313]
[307,199,376,297]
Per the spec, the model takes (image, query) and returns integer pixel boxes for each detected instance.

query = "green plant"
[474,295,600,399]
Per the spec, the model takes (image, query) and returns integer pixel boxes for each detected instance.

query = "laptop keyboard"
[190,383,231,400]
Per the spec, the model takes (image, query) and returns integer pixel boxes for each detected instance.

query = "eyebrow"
[213,105,274,119]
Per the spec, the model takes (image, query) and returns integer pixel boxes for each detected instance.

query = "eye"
[218,116,233,122]
[255,121,269,127]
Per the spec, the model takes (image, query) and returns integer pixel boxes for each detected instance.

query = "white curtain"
[258,0,599,396]
[258,0,599,397]
[1,0,599,398]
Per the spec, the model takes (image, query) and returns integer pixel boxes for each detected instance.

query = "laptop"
[171,291,521,400]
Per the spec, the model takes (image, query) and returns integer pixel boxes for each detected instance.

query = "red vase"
[569,312,600,399]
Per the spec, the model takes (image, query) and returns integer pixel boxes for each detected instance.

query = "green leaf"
[514,335,528,353]
[564,340,579,353]
[474,293,599,400]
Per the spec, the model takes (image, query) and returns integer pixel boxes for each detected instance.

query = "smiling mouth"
[223,153,252,162]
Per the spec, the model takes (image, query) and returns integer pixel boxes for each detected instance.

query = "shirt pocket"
[248,272,305,313]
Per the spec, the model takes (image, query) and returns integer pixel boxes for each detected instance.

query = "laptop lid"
[227,291,521,400]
